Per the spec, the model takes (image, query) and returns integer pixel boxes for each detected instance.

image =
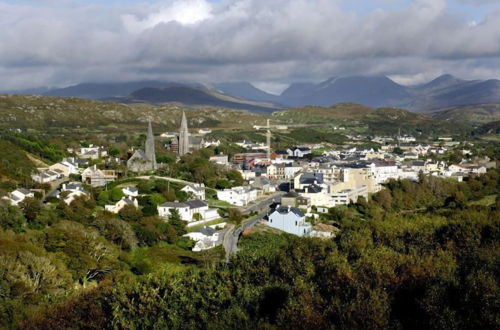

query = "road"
[242,191,286,214]
[42,178,67,202]
[137,175,195,185]
[224,191,285,262]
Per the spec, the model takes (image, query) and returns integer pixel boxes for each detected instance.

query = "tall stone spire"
[178,111,189,156]
[145,118,157,170]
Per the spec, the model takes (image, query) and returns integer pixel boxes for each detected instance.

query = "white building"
[49,161,79,177]
[122,186,139,197]
[158,200,219,222]
[287,147,312,158]
[31,168,61,183]
[265,206,312,237]
[210,154,229,165]
[217,186,258,207]
[181,183,206,200]
[60,182,89,205]
[105,197,138,213]
[3,188,34,206]
[77,145,108,159]
[183,227,222,251]
[367,161,400,184]
[331,185,368,206]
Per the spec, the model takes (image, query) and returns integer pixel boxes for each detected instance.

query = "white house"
[31,168,61,183]
[367,161,400,184]
[158,200,219,222]
[3,188,34,206]
[122,186,139,197]
[105,197,138,214]
[77,145,108,159]
[287,147,312,158]
[81,165,116,187]
[49,161,79,177]
[60,182,89,205]
[265,205,312,237]
[183,227,222,251]
[217,186,258,207]
[181,183,206,200]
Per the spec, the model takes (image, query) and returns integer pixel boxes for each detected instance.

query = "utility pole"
[266,119,271,161]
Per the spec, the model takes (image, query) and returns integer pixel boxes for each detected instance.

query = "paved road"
[137,175,196,185]
[42,178,67,202]
[242,191,285,214]
[224,192,285,262]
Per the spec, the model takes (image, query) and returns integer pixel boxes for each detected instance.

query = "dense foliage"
[21,170,499,329]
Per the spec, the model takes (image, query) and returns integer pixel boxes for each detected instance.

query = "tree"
[0,200,26,232]
[19,197,41,223]
[118,205,143,222]
[110,188,124,202]
[228,208,243,225]
[168,209,187,236]
[93,217,138,250]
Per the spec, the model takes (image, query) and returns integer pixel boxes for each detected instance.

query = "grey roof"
[305,184,322,193]
[124,186,138,192]
[185,200,208,209]
[17,188,31,195]
[197,227,217,236]
[159,202,188,208]
[275,206,304,217]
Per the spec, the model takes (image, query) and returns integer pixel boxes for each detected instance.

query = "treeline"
[0,178,228,329]
[0,131,66,163]
[159,148,244,189]
[22,170,499,329]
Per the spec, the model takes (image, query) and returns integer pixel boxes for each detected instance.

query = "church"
[169,111,203,156]
[127,120,157,172]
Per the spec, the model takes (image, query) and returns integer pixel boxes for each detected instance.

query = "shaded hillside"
[279,76,411,108]
[128,86,279,113]
[430,104,500,125]
[43,81,198,99]
[214,82,279,102]
[0,94,268,131]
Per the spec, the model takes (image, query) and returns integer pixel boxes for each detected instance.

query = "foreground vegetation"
[14,170,499,329]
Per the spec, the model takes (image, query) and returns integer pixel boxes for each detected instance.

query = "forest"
[0,169,494,329]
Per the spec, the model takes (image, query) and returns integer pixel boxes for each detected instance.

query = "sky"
[0,0,499,93]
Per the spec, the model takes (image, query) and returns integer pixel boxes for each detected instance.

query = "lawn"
[469,194,497,207]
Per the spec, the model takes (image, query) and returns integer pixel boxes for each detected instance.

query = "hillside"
[127,86,279,113]
[0,94,269,131]
[0,139,36,183]
[273,103,468,135]
[430,104,500,125]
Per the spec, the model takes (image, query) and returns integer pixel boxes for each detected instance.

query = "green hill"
[0,94,269,132]
[273,103,468,136]
[430,104,500,125]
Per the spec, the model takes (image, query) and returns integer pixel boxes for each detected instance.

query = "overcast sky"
[1,0,499,93]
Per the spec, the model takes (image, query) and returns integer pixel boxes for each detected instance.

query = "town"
[3,111,495,258]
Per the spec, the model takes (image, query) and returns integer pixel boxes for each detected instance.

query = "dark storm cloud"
[0,0,499,90]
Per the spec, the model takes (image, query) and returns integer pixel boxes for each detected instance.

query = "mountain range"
[7,74,500,113]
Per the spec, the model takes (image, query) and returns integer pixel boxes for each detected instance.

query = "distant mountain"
[278,76,411,108]
[214,82,279,102]
[408,77,500,111]
[127,86,279,113]
[6,74,500,113]
[43,81,199,99]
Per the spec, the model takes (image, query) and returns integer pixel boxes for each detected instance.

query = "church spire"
[145,118,157,170]
[179,111,190,156]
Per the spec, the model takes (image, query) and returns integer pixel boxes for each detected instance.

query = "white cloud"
[0,0,499,90]
[122,0,213,33]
